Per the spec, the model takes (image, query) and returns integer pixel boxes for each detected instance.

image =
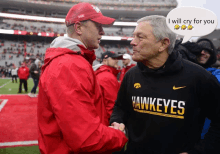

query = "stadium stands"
[0,19,134,37]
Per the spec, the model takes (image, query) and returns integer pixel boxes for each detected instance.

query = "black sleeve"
[190,75,220,154]
[29,64,35,74]
[110,73,130,125]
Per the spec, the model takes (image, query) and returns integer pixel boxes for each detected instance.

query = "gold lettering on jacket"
[132,96,185,119]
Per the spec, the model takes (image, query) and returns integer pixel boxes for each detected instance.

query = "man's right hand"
[110,122,125,132]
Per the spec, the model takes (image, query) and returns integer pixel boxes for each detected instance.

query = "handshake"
[109,122,126,134]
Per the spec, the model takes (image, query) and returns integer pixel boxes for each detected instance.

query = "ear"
[159,38,170,53]
[102,59,107,65]
[74,21,83,35]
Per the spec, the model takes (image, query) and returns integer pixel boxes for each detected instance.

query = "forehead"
[88,20,102,27]
[133,21,153,35]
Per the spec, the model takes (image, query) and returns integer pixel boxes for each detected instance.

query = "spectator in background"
[176,39,220,140]
[119,53,135,82]
[196,39,220,139]
[8,67,12,77]
[38,2,127,154]
[28,59,41,97]
[93,51,123,124]
[18,62,29,93]
[110,15,220,154]
[11,65,18,83]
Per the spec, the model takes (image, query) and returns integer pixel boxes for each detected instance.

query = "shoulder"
[182,59,212,79]
[97,70,117,82]
[48,54,94,79]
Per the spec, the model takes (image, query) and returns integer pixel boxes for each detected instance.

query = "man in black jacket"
[110,15,220,154]
[28,59,41,97]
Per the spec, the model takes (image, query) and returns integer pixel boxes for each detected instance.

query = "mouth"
[133,50,137,54]
[98,38,101,43]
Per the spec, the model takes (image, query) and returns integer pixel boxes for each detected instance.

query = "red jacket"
[119,64,136,82]
[94,65,120,125]
[38,38,127,154]
[18,66,29,80]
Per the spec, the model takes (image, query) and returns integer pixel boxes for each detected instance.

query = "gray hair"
[137,15,176,54]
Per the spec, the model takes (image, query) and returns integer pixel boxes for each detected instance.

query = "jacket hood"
[94,65,119,77]
[196,38,217,68]
[50,36,85,50]
[137,50,183,76]
[42,36,96,73]
[93,64,103,71]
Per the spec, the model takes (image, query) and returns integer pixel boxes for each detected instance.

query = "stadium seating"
[0,19,134,37]
[0,38,133,67]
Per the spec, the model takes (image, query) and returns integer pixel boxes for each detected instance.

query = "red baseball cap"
[65,2,115,27]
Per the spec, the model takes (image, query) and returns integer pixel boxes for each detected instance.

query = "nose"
[201,50,206,54]
[130,38,136,46]
[99,26,105,35]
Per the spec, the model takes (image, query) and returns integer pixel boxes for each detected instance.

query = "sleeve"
[188,75,220,154]
[110,73,130,125]
[17,68,20,78]
[46,62,127,153]
[99,75,120,125]
[29,64,34,73]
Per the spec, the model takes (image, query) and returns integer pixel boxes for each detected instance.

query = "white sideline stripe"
[0,140,38,147]
[0,99,8,112]
[0,94,29,96]
[0,80,12,88]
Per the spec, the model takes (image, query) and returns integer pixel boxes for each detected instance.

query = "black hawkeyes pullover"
[110,51,220,154]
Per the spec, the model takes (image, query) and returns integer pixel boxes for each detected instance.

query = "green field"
[0,78,38,94]
[0,146,40,154]
[0,78,40,154]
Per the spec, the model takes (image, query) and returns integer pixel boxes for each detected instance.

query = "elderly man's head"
[65,2,115,50]
[130,15,176,62]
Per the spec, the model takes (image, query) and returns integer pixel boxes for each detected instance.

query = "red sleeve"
[46,61,127,153]
[17,68,20,78]
[98,73,120,124]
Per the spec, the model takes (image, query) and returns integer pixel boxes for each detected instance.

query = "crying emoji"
[181,25,187,30]
[174,25,180,30]
[188,25,193,30]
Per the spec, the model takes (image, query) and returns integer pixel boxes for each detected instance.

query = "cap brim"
[111,54,123,60]
[91,15,115,26]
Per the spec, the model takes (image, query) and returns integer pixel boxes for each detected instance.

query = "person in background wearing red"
[93,51,123,125]
[17,62,29,93]
[119,53,136,82]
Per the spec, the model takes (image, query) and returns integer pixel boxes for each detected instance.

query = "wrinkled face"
[130,21,162,62]
[80,20,105,50]
[122,59,130,66]
[197,50,211,64]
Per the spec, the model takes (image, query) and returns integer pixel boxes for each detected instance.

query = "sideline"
[0,140,38,147]
[0,99,8,112]
[0,80,12,88]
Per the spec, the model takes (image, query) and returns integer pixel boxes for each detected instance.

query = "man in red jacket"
[17,62,29,93]
[93,51,123,124]
[38,2,127,154]
[119,53,136,82]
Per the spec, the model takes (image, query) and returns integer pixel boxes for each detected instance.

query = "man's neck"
[143,52,169,69]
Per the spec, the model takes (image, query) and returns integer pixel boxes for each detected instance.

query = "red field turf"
[0,95,38,148]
